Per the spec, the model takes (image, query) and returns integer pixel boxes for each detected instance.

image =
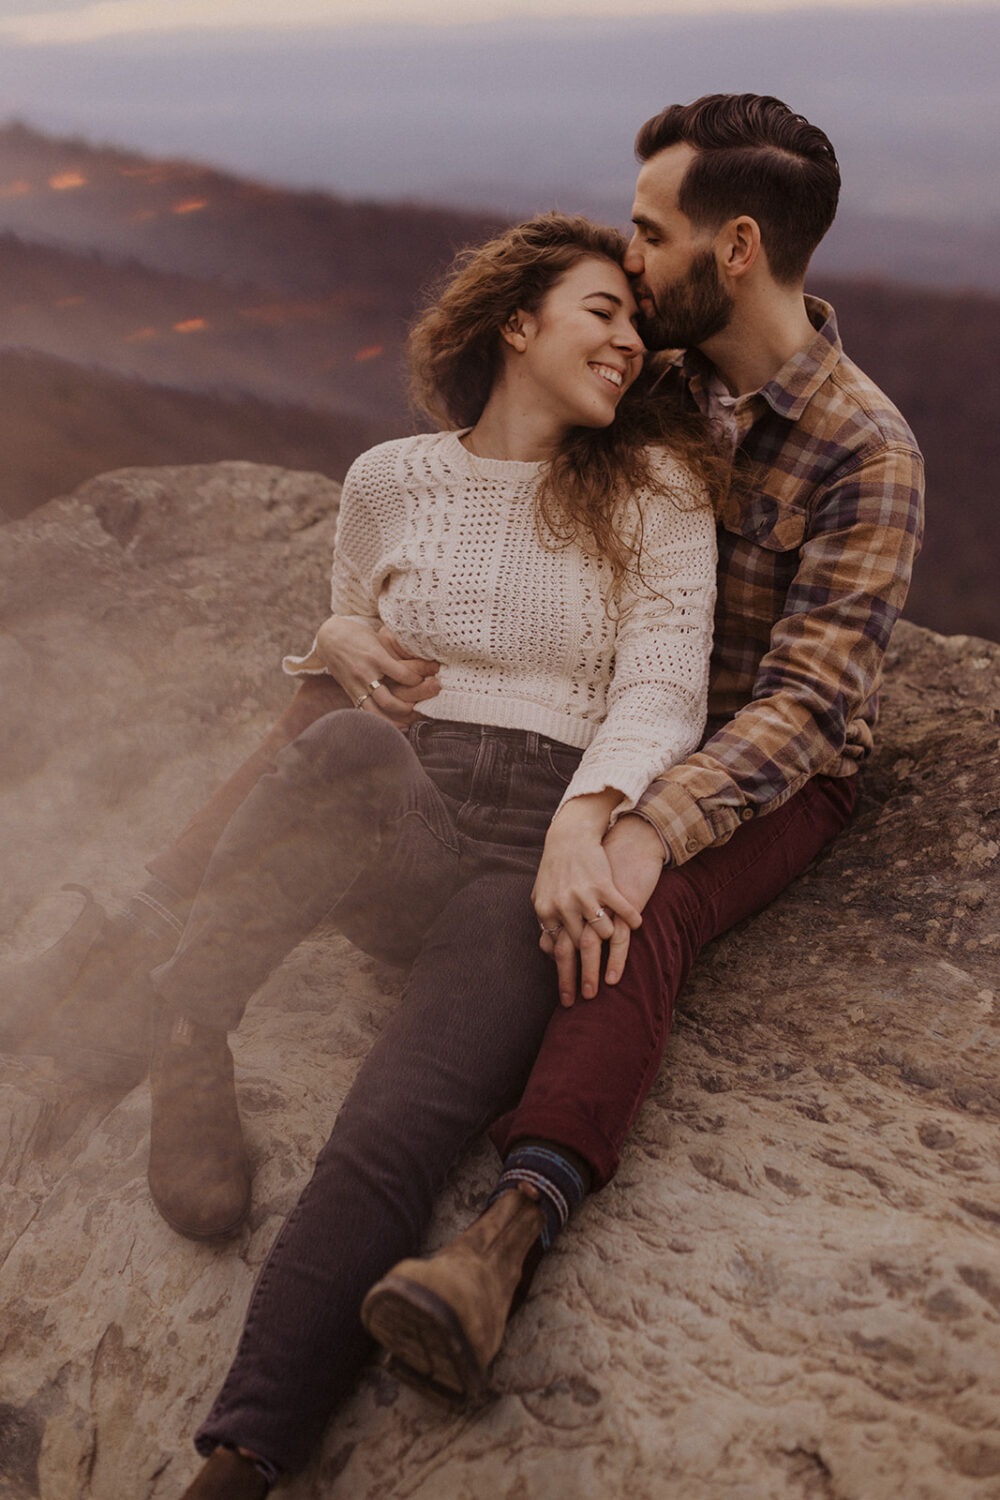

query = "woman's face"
[511,255,645,434]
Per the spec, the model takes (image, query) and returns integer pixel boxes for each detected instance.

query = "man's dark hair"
[635,93,841,284]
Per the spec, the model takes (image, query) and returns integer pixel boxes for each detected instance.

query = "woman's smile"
[589,361,626,391]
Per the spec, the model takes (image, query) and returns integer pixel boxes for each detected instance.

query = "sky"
[1,0,998,293]
[2,0,994,42]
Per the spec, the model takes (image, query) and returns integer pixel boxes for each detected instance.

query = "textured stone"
[1,465,998,1500]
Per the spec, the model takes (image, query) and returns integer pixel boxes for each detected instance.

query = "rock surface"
[1,464,998,1500]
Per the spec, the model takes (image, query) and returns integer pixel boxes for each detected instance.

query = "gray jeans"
[152,710,580,1475]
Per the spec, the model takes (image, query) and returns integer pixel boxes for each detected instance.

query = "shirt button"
[741,808,754,821]
[685,838,700,852]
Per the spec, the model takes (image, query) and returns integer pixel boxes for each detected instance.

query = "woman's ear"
[500,311,530,351]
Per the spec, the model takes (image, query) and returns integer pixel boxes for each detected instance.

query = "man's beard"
[637,248,735,351]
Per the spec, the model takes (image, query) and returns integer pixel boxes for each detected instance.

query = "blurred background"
[1,0,998,640]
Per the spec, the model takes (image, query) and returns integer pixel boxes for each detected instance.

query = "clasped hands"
[313,615,441,726]
[532,798,666,1008]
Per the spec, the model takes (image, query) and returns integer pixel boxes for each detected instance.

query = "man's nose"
[623,236,643,275]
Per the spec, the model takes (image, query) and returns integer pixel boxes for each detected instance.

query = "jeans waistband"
[410,717,579,758]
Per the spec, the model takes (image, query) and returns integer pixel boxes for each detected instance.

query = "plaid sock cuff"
[488,1144,588,1251]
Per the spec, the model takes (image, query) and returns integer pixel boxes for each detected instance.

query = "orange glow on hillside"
[125,327,158,343]
[354,344,384,363]
[118,163,211,189]
[130,209,158,224]
[173,318,208,334]
[172,198,208,216]
[0,179,32,199]
[49,172,87,192]
[238,298,340,328]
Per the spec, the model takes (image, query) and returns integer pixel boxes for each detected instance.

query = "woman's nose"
[614,323,645,355]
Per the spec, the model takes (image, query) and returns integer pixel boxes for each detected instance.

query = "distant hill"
[0,348,384,521]
[1,125,996,644]
[0,123,502,303]
[0,231,411,427]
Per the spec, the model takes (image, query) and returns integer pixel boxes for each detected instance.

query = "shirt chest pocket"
[718,490,807,553]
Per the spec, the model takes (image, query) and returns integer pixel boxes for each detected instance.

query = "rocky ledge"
[1,465,998,1500]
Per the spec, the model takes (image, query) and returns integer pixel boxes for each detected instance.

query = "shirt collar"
[665,296,843,424]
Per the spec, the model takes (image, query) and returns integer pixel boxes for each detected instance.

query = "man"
[5,95,922,1498]
[357,91,924,1411]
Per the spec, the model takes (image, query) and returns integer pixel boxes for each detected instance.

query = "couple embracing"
[4,93,923,1498]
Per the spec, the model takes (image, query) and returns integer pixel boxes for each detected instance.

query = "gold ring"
[585,907,608,924]
[367,678,383,694]
[355,691,371,709]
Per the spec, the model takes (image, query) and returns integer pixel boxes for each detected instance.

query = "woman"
[162,213,719,1497]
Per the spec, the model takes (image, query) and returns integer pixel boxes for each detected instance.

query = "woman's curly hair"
[407,213,728,594]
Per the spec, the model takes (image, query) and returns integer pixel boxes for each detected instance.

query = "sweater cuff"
[282,637,329,676]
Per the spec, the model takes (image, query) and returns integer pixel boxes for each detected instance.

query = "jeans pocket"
[541,742,583,788]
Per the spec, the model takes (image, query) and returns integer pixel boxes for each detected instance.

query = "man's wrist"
[610,811,671,865]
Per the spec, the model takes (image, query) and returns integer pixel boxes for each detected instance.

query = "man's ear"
[500,311,530,351]
[718,216,761,280]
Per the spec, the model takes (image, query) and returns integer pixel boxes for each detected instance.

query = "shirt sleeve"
[558,462,717,816]
[282,457,383,677]
[634,440,925,865]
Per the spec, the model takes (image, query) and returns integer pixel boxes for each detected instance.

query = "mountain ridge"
[1,123,997,642]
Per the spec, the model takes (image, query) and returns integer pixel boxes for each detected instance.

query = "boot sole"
[147,1174,251,1242]
[361,1274,488,1404]
[150,1201,250,1242]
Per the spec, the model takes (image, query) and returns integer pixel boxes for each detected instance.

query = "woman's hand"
[532,792,643,1008]
[313,617,441,727]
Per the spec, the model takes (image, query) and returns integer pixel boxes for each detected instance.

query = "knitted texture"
[287,430,717,814]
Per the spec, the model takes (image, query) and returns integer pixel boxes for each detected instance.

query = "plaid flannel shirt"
[636,297,925,867]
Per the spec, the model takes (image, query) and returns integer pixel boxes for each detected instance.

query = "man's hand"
[313,617,440,726]
[533,793,643,1008]
[599,814,668,984]
[537,812,666,1006]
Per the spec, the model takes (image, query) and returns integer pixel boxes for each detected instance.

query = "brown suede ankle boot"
[360,1188,544,1403]
[148,1007,251,1240]
[178,1447,268,1499]
[0,888,170,1088]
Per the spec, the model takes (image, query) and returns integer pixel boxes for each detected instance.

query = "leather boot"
[0,887,168,1087]
[360,1188,544,1403]
[148,1007,251,1240]
[178,1448,268,1499]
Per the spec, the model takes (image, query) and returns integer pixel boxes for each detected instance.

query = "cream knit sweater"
[286,430,717,815]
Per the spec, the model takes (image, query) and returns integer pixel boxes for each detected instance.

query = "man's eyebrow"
[631,212,662,234]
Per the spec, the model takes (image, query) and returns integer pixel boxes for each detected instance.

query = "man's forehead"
[632,142,696,218]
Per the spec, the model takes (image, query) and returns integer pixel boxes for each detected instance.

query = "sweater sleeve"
[282,452,384,677]
[558,459,717,816]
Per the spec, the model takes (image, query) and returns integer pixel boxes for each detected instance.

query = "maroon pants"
[491,771,857,1186]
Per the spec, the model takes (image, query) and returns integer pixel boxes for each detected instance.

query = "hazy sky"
[1,0,998,297]
[2,0,993,43]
